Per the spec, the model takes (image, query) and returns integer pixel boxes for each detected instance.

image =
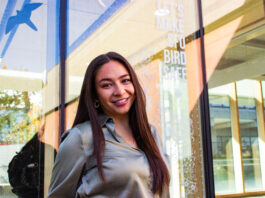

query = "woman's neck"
[112,114,138,148]
[113,114,130,128]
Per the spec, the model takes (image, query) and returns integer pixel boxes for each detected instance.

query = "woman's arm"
[47,127,87,198]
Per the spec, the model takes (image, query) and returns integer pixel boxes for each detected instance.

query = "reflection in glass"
[202,0,265,194]
[0,89,42,197]
[237,80,262,191]
[161,63,191,197]
[0,90,41,143]
[0,1,60,197]
[209,86,236,194]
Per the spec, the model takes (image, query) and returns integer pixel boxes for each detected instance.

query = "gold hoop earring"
[94,101,100,108]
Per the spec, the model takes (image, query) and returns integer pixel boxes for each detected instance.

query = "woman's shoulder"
[60,121,93,151]
[60,121,89,140]
[149,124,160,139]
[149,124,170,166]
[149,124,163,150]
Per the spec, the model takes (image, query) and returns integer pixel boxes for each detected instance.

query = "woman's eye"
[122,79,131,83]
[101,83,112,88]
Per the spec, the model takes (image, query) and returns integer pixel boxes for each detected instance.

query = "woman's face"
[95,60,135,119]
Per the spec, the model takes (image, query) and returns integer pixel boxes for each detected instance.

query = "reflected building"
[0,0,265,197]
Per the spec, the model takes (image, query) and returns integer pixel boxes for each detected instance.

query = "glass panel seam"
[59,0,67,135]
[197,0,215,197]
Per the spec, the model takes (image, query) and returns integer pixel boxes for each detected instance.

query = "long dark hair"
[72,52,170,195]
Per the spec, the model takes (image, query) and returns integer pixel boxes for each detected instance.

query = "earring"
[94,101,100,108]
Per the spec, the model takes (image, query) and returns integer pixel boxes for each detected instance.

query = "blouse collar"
[98,113,114,127]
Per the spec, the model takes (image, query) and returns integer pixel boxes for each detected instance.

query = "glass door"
[202,0,265,196]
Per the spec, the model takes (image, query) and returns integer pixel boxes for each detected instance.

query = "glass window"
[209,85,236,194]
[0,1,59,197]
[202,0,265,195]
[237,80,263,192]
[65,0,206,197]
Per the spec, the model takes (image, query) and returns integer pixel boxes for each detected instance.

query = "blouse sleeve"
[47,127,87,198]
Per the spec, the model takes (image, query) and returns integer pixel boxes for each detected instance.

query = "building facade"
[0,0,265,197]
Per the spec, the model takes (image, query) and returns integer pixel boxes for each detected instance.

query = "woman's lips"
[113,98,128,106]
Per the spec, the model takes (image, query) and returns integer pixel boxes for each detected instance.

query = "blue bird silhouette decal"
[5,3,42,34]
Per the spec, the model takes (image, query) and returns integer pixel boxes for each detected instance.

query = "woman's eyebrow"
[119,74,130,79]
[98,78,111,83]
[98,74,130,83]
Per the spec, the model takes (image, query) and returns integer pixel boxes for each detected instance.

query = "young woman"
[47,52,170,198]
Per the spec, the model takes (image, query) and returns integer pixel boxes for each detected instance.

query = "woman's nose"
[114,84,125,95]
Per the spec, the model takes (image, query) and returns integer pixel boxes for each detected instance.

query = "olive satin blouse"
[47,114,169,198]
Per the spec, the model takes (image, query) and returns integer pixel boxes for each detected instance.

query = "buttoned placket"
[101,116,154,194]
[104,120,142,152]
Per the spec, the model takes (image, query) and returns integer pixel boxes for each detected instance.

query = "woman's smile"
[112,98,129,106]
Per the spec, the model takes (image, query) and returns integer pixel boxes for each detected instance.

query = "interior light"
[154,9,170,16]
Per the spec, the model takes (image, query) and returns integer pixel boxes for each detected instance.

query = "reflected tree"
[0,90,41,143]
